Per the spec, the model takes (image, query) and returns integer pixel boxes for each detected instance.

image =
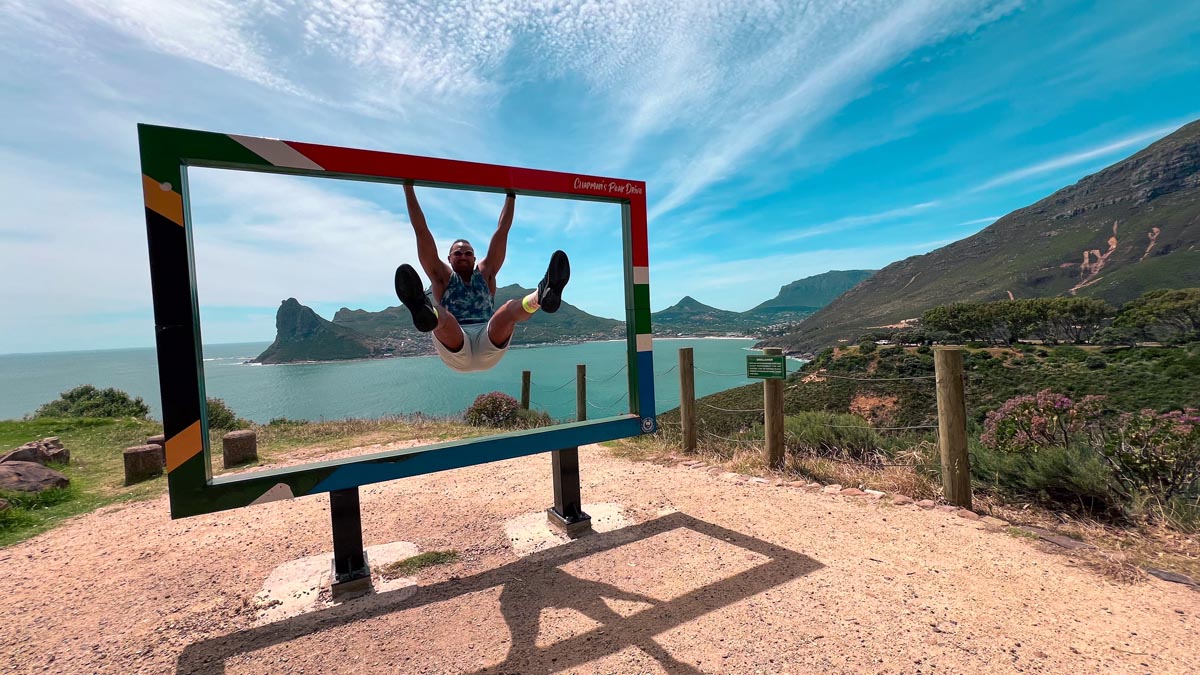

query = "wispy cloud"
[58,0,311,98]
[970,122,1184,192]
[774,202,940,243]
[648,1,1019,220]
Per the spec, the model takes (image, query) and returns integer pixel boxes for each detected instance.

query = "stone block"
[123,445,163,485]
[147,434,167,464]
[222,430,258,468]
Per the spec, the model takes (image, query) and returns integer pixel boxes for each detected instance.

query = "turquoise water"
[0,339,802,423]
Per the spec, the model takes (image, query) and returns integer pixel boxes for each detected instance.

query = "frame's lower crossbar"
[329,488,371,599]
[548,447,591,537]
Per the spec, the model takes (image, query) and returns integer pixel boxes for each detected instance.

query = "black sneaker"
[394,264,438,332]
[536,250,570,314]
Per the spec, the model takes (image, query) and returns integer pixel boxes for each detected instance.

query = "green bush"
[33,385,150,419]
[971,441,1119,515]
[857,340,877,354]
[1084,355,1107,370]
[781,412,882,460]
[515,408,553,428]
[206,398,248,431]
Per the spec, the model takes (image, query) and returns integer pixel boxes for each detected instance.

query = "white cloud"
[59,0,310,97]
[774,201,940,243]
[970,122,1184,192]
[647,1,1017,220]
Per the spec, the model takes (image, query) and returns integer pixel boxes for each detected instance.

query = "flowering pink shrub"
[983,391,1200,508]
[1107,408,1200,501]
[980,389,1106,453]
[465,392,521,428]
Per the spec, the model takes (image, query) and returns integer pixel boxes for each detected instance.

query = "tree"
[33,385,151,419]
[1114,288,1200,343]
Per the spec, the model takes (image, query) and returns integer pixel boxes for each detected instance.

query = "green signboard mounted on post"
[746,354,786,379]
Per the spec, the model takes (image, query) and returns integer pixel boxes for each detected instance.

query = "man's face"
[448,242,475,274]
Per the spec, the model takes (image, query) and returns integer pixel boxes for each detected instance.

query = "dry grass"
[206,416,485,474]
[624,428,942,498]
[613,429,1200,586]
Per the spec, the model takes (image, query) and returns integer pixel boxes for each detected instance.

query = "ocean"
[0,338,801,423]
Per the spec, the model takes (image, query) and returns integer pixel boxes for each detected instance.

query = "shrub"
[206,398,248,431]
[782,412,882,460]
[1101,408,1200,504]
[971,441,1119,515]
[980,390,1106,453]
[857,340,877,354]
[915,345,932,355]
[465,392,523,428]
[1084,354,1107,370]
[515,408,553,428]
[878,345,903,359]
[33,385,150,419]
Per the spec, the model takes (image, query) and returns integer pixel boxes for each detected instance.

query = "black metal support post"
[547,446,592,537]
[329,487,372,599]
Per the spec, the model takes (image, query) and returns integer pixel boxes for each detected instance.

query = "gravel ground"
[2,443,1197,675]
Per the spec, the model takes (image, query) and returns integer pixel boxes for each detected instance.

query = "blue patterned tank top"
[440,268,494,324]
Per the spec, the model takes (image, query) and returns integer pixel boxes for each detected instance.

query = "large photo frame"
[138,124,655,519]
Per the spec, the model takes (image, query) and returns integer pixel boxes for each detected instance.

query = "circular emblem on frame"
[641,417,656,433]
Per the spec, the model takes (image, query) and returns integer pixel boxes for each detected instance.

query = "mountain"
[748,270,875,315]
[253,268,877,362]
[256,286,625,363]
[650,270,876,336]
[763,119,1200,354]
[254,298,378,364]
[651,296,750,335]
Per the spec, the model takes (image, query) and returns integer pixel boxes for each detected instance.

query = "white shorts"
[433,319,510,372]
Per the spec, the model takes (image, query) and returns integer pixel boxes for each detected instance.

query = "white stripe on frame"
[636,334,653,352]
[229,135,325,171]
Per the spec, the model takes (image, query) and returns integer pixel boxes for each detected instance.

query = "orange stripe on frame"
[165,421,202,473]
[142,174,184,226]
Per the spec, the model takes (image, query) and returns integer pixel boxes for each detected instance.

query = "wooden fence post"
[576,364,586,422]
[934,347,972,508]
[763,347,785,470]
[520,370,531,410]
[679,348,696,452]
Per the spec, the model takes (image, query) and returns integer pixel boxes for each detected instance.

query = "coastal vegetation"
[654,330,1200,532]
[0,388,556,546]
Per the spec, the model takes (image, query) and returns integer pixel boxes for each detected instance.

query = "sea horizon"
[1,337,795,423]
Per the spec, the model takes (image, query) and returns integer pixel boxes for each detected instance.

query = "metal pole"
[329,487,371,599]
[548,446,591,537]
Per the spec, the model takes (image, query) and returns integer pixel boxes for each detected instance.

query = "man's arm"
[477,192,515,290]
[404,183,449,287]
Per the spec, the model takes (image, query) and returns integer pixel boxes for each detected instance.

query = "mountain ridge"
[252,269,874,362]
[761,119,1200,354]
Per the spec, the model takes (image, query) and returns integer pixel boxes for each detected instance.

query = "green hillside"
[763,120,1200,354]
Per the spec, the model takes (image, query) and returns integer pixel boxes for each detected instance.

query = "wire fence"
[522,353,956,460]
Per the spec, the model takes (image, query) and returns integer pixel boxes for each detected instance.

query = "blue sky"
[1,0,1198,354]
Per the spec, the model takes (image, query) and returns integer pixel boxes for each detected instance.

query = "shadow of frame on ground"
[176,511,824,674]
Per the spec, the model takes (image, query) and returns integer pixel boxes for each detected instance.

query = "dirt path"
[2,444,1197,674]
